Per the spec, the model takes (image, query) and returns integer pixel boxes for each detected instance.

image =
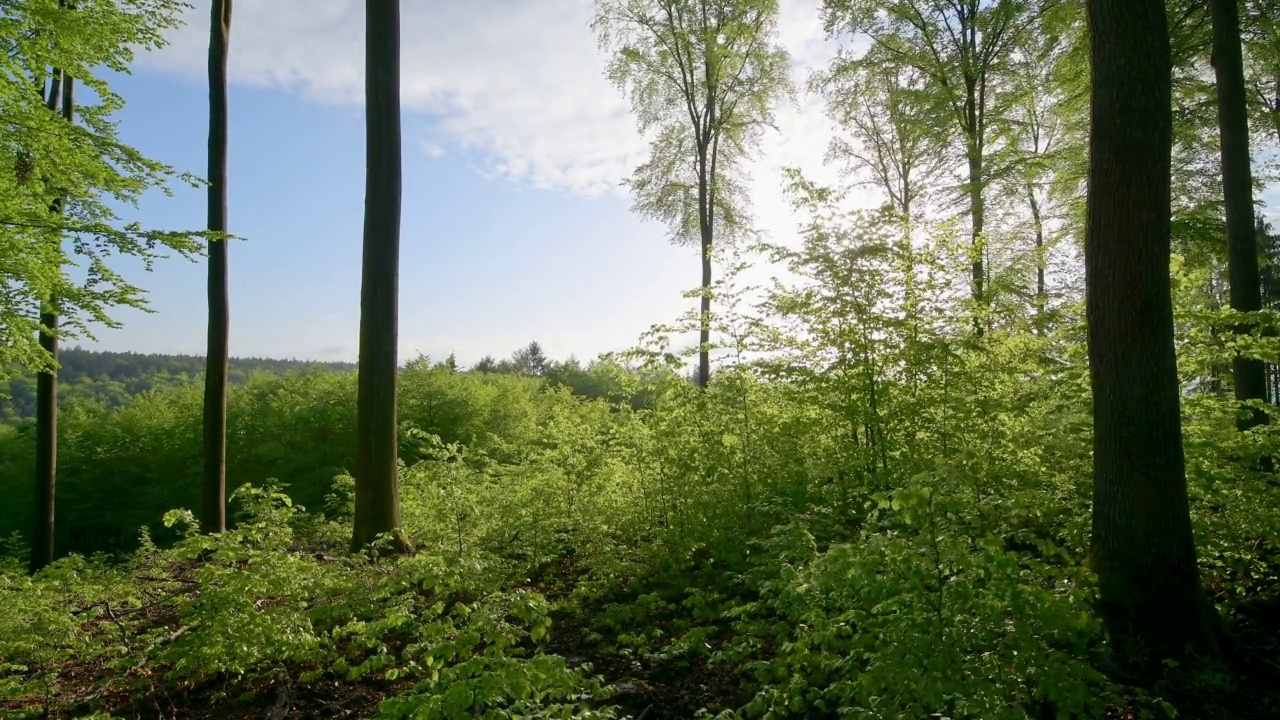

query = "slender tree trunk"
[353,0,407,551]
[1210,0,1269,436]
[1028,185,1047,323]
[696,136,713,389]
[964,46,986,333]
[202,0,232,534]
[32,307,57,574]
[968,150,984,303]
[1085,0,1217,660]
[31,69,70,574]
[699,232,711,388]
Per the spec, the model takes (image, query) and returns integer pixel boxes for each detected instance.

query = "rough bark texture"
[1085,0,1217,659]
[201,0,232,534]
[31,70,70,575]
[353,0,406,550]
[1210,0,1269,435]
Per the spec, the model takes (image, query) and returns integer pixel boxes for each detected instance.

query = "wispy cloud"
[142,0,847,221]
[419,140,447,159]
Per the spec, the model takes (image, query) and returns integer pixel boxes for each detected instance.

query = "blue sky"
[77,0,1280,367]
[78,0,842,367]
[89,69,695,365]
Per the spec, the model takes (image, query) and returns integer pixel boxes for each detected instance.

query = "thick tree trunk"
[1210,0,1269,436]
[31,70,70,575]
[202,0,232,534]
[353,0,407,550]
[1084,0,1217,659]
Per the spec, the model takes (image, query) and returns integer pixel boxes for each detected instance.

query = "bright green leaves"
[718,480,1111,719]
[593,0,790,249]
[0,0,206,380]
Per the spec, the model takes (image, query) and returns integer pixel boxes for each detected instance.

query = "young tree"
[1084,0,1217,658]
[202,0,232,535]
[594,0,790,387]
[1000,3,1077,323]
[1210,0,1269,435]
[352,0,408,551]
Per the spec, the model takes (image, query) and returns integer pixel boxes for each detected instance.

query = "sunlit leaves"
[0,0,206,379]
[593,0,790,249]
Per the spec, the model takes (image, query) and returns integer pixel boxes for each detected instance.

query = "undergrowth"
[2,214,1279,718]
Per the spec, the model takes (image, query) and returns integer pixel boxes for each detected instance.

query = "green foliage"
[0,0,209,379]
[0,347,356,419]
[594,0,791,249]
[0,484,615,719]
[715,482,1110,719]
[1,1,1279,717]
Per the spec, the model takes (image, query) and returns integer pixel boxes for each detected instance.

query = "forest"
[2,0,1279,718]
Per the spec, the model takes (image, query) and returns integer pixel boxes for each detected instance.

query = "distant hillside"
[0,348,355,419]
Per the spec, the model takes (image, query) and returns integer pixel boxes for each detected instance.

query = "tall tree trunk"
[968,150,984,303]
[1028,185,1047,324]
[699,232,711,388]
[1210,0,1269,436]
[1085,0,1217,659]
[202,0,232,534]
[31,69,70,574]
[964,35,986,334]
[353,0,407,551]
[696,134,714,389]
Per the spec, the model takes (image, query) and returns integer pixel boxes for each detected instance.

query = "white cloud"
[419,139,447,159]
[134,0,880,365]
[142,0,850,221]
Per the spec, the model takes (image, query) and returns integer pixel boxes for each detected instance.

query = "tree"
[352,0,408,551]
[0,1,202,384]
[471,355,499,374]
[202,0,232,535]
[814,47,946,222]
[821,0,1041,324]
[999,1,1078,324]
[31,66,72,574]
[1084,0,1217,658]
[1210,0,1269,437]
[510,341,549,376]
[1241,0,1280,142]
[594,0,790,387]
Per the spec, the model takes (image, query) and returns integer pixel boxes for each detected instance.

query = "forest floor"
[7,545,1279,720]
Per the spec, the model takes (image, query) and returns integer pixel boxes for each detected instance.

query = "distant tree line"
[0,344,658,420]
[0,348,355,419]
